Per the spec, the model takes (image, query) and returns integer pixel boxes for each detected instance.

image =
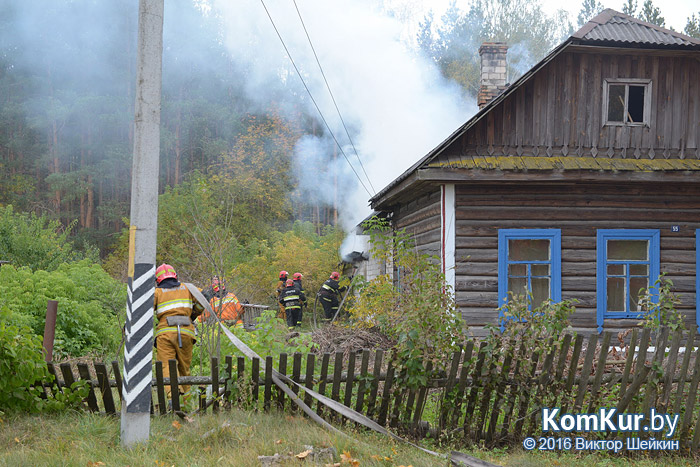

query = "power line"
[291,0,376,195]
[257,0,373,198]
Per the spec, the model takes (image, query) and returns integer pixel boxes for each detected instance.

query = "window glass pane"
[509,239,550,261]
[608,264,625,276]
[608,240,648,261]
[531,277,550,308]
[628,85,645,122]
[629,264,648,276]
[531,264,550,276]
[508,276,527,296]
[607,277,626,312]
[630,277,648,312]
[607,84,625,122]
[508,263,527,276]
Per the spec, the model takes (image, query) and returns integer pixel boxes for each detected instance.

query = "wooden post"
[43,300,58,362]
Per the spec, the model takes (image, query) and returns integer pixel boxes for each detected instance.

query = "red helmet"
[279,270,288,280]
[330,271,340,280]
[155,264,177,284]
[285,279,294,287]
[212,276,224,292]
[292,272,303,281]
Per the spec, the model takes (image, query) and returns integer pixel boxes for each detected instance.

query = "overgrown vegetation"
[638,273,686,332]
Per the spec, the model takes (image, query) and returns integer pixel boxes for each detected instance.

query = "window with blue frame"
[596,229,659,333]
[498,229,562,324]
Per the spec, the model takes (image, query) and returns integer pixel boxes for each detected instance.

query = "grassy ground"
[0,410,697,467]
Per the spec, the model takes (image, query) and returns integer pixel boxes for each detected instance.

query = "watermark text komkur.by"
[520,407,680,453]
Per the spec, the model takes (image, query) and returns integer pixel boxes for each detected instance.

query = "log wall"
[454,183,700,333]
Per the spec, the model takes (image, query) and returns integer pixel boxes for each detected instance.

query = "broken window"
[603,79,651,126]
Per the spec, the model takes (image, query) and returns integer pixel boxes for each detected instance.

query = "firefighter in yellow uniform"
[153,263,203,402]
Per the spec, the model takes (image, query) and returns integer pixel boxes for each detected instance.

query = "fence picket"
[366,350,383,419]
[528,342,556,434]
[77,363,98,412]
[680,345,700,440]
[586,331,612,413]
[291,353,302,413]
[659,330,683,411]
[439,350,462,431]
[331,352,343,422]
[264,356,273,412]
[560,334,584,415]
[277,353,287,411]
[486,343,513,445]
[155,361,166,414]
[252,357,260,411]
[111,361,123,401]
[377,356,395,427]
[450,341,474,428]
[94,362,116,415]
[412,360,432,430]
[168,359,180,412]
[619,329,638,395]
[672,332,695,415]
[316,353,331,417]
[464,342,487,440]
[225,355,233,403]
[513,350,540,436]
[499,343,525,441]
[354,350,370,414]
[343,351,356,417]
[640,327,669,420]
[304,353,315,409]
[210,357,218,413]
[573,333,598,412]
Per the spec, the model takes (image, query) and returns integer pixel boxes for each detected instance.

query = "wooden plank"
[264,356,273,413]
[659,329,683,411]
[672,332,695,415]
[366,350,383,419]
[485,342,513,444]
[499,343,525,440]
[77,363,99,412]
[629,328,652,413]
[224,355,233,403]
[679,345,700,440]
[412,360,432,429]
[475,357,497,441]
[316,353,331,417]
[111,361,123,402]
[560,334,584,414]
[303,353,315,409]
[94,362,116,415]
[586,331,612,413]
[574,334,598,412]
[389,368,405,429]
[464,342,487,439]
[514,351,541,436]
[619,328,638,395]
[529,343,557,433]
[60,363,75,389]
[440,350,462,431]
[211,357,219,414]
[354,350,370,414]
[155,360,166,415]
[377,357,395,427]
[277,353,287,411]
[330,352,343,421]
[450,341,474,428]
[291,353,302,414]
[343,351,356,414]
[640,327,669,419]
[169,359,180,412]
[251,357,260,412]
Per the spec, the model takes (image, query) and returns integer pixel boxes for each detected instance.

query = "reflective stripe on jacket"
[154,283,201,336]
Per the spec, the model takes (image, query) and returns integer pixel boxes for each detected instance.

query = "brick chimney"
[478,42,508,109]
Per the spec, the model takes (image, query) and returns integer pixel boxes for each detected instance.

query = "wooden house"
[368,10,700,335]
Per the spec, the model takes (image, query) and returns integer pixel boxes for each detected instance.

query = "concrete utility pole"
[120,0,164,447]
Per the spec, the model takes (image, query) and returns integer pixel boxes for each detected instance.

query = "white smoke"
[210,0,475,231]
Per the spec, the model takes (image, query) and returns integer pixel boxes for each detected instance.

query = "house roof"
[573,9,700,47]
[427,156,700,172]
[369,10,700,209]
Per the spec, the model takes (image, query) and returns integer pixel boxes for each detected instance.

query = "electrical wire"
[291,0,376,195]
[257,0,373,198]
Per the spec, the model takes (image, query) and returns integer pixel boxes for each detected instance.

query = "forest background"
[1,0,699,362]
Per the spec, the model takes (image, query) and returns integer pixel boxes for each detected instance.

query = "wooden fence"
[43,328,700,453]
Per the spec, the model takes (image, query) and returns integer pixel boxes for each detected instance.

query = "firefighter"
[200,276,244,325]
[279,278,305,327]
[153,263,203,401]
[276,270,288,320]
[318,271,345,321]
[292,272,307,323]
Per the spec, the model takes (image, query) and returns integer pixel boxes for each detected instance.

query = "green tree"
[622,0,638,16]
[639,0,665,27]
[417,0,572,97]
[685,13,700,38]
[577,0,604,27]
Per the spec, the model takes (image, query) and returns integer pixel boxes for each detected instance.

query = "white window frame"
[602,78,652,127]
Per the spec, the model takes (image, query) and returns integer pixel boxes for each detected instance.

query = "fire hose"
[181,283,494,466]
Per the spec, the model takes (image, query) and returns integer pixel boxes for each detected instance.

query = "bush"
[0,205,97,271]
[0,312,87,414]
[0,261,125,359]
